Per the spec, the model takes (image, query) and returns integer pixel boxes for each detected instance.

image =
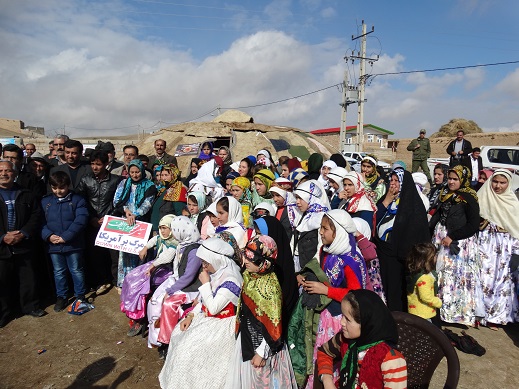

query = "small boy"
[41,171,89,312]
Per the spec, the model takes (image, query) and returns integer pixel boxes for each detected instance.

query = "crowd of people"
[0,134,518,389]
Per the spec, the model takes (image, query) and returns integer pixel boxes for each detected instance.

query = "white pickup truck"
[427,145,519,191]
[342,151,392,174]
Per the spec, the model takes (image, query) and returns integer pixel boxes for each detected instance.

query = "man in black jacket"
[462,147,483,188]
[2,144,40,194]
[50,139,92,192]
[446,130,472,167]
[0,161,45,327]
[77,150,121,294]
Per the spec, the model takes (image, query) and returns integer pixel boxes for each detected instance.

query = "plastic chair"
[392,311,460,389]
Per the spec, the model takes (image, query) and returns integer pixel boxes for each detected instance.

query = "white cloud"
[320,7,336,18]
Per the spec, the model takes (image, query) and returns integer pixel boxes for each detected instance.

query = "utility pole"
[338,72,358,154]
[350,21,378,152]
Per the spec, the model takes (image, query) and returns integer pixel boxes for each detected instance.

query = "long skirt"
[158,314,237,389]
[478,223,519,324]
[433,224,483,326]
[225,333,298,389]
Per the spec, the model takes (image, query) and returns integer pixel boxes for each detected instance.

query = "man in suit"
[462,147,483,188]
[446,130,472,167]
[147,139,177,167]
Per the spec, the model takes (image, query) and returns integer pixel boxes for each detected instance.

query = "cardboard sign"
[95,216,152,255]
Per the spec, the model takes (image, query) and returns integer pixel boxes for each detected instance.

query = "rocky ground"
[0,288,518,388]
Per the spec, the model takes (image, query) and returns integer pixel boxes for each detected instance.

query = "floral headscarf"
[242,235,278,274]
[342,171,377,213]
[162,164,185,202]
[439,164,478,204]
[231,177,252,204]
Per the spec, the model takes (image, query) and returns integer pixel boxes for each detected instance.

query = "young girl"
[360,155,386,202]
[226,235,298,388]
[302,209,369,388]
[292,180,330,272]
[198,141,214,161]
[406,243,442,322]
[158,238,243,389]
[252,169,276,208]
[230,177,253,228]
[316,290,407,389]
[120,214,177,337]
[186,191,210,239]
[215,196,248,249]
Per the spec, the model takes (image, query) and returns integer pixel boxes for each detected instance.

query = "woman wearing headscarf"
[319,160,338,196]
[189,159,226,203]
[198,141,214,161]
[475,169,493,191]
[412,172,430,211]
[292,180,330,272]
[428,163,449,214]
[218,146,233,181]
[360,155,386,203]
[120,214,177,337]
[159,238,242,389]
[253,216,298,335]
[186,191,210,239]
[289,168,309,189]
[225,235,298,388]
[113,159,157,288]
[256,149,277,176]
[307,153,324,181]
[251,168,276,208]
[269,178,299,241]
[375,167,430,311]
[150,164,187,232]
[215,196,248,249]
[184,157,202,187]
[339,171,377,230]
[316,290,407,389]
[326,167,348,210]
[430,165,480,326]
[147,216,202,353]
[477,169,519,327]
[230,177,253,228]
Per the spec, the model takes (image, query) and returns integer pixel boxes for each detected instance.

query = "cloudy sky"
[1,0,519,138]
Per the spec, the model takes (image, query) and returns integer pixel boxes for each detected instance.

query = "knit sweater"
[407,273,442,319]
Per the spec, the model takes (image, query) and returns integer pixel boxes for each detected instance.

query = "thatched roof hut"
[136,110,338,172]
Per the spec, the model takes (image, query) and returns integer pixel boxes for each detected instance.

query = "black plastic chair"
[392,311,460,389]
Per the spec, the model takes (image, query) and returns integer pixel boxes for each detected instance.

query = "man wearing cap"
[27,152,50,198]
[148,139,177,167]
[406,129,432,184]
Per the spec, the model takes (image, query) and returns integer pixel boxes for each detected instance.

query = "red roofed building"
[310,124,398,154]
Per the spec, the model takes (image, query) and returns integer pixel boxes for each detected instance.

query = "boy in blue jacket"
[41,171,89,312]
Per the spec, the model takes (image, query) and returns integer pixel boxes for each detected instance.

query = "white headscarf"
[196,237,243,305]
[217,196,247,248]
[478,169,519,239]
[412,172,430,211]
[190,159,225,201]
[322,209,357,254]
[170,216,201,277]
[327,167,349,192]
[318,160,338,188]
[353,217,372,238]
[294,180,330,232]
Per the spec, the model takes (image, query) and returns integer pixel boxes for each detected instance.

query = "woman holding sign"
[113,159,157,289]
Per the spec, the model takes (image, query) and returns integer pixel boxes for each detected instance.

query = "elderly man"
[26,152,50,198]
[49,134,70,167]
[148,139,177,167]
[0,160,45,327]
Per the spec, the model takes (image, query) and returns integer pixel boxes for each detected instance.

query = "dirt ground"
[0,288,518,389]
